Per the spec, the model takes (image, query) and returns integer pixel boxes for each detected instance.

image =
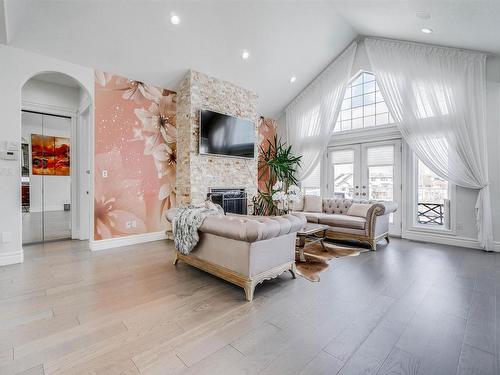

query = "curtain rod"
[359,35,493,57]
[275,34,494,119]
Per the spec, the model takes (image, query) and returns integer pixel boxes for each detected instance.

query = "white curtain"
[285,42,357,181]
[365,38,494,250]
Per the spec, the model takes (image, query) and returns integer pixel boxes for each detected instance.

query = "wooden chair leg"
[370,239,377,251]
[289,263,297,279]
[244,282,255,302]
[385,235,390,244]
[173,252,179,265]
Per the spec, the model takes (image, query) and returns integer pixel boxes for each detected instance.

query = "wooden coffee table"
[296,223,329,262]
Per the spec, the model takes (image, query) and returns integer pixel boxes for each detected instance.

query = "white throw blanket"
[172,203,224,255]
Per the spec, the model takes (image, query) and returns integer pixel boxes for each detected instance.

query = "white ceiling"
[333,0,500,55]
[2,0,500,117]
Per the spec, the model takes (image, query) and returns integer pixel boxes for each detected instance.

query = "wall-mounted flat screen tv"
[199,109,255,159]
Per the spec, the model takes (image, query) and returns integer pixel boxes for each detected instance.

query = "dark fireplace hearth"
[207,188,247,215]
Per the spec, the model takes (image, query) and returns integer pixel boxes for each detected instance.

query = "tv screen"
[199,109,255,158]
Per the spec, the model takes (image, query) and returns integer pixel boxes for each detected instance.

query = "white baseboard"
[403,230,480,249]
[89,231,168,251]
[494,241,500,252]
[0,250,24,266]
[403,230,500,251]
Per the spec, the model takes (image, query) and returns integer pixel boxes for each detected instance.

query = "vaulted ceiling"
[1,0,500,117]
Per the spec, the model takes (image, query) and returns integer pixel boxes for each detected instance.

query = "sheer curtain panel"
[365,38,493,250]
[285,42,357,183]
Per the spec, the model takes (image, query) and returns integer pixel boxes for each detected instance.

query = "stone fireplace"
[176,70,258,213]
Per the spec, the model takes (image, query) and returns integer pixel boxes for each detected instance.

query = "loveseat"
[291,197,398,250]
[166,209,306,301]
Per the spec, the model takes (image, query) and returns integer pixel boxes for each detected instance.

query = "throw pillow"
[289,196,305,211]
[347,203,372,218]
[303,195,323,213]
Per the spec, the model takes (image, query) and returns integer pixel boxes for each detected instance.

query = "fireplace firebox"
[207,188,247,215]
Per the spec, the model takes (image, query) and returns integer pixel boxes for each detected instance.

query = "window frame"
[405,150,456,235]
[334,70,394,134]
[328,145,359,199]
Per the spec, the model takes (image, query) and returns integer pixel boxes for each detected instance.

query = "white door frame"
[77,97,92,241]
[326,144,360,198]
[21,100,91,241]
[361,139,402,235]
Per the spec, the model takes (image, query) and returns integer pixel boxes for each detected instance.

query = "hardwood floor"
[1,237,499,374]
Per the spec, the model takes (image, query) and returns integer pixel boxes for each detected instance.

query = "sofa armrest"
[363,202,397,223]
[375,202,398,216]
[364,202,397,237]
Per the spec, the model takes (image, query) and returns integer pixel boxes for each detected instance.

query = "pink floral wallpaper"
[94,71,176,240]
[257,117,277,193]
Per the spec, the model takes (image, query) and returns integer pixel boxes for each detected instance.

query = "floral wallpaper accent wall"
[94,71,177,240]
[257,117,277,193]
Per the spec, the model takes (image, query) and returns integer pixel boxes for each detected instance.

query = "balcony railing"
[417,202,444,225]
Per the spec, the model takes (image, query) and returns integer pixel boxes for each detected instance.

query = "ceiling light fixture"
[421,28,433,34]
[170,14,181,25]
[290,76,297,83]
[242,50,250,60]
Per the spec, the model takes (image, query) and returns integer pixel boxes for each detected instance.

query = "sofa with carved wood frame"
[291,197,398,250]
[166,209,306,301]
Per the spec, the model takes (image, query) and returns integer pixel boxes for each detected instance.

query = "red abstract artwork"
[31,134,70,176]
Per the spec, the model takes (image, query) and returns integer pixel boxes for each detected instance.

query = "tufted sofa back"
[322,198,354,215]
[321,198,387,215]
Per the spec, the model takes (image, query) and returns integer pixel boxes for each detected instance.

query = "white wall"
[485,56,500,242]
[277,40,500,248]
[0,44,94,266]
[22,78,81,109]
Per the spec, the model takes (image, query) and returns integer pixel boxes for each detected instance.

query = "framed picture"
[31,134,70,176]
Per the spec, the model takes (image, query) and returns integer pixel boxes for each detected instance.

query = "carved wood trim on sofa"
[173,251,296,301]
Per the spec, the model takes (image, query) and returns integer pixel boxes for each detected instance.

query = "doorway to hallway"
[20,72,92,246]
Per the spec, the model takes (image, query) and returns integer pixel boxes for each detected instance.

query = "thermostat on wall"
[0,150,18,160]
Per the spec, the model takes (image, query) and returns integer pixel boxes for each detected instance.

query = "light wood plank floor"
[1,238,499,374]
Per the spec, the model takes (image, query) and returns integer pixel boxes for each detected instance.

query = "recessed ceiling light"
[290,76,297,83]
[421,28,433,34]
[170,14,181,25]
[242,50,250,60]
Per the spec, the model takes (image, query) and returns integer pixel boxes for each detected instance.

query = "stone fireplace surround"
[176,70,258,213]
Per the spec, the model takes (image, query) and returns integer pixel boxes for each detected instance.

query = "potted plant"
[271,180,302,215]
[254,135,302,216]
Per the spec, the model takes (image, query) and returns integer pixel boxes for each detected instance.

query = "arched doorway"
[21,72,92,245]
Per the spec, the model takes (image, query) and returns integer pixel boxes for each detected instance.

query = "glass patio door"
[328,140,402,235]
[328,145,361,200]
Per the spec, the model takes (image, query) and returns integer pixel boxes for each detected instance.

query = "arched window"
[334,71,394,132]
